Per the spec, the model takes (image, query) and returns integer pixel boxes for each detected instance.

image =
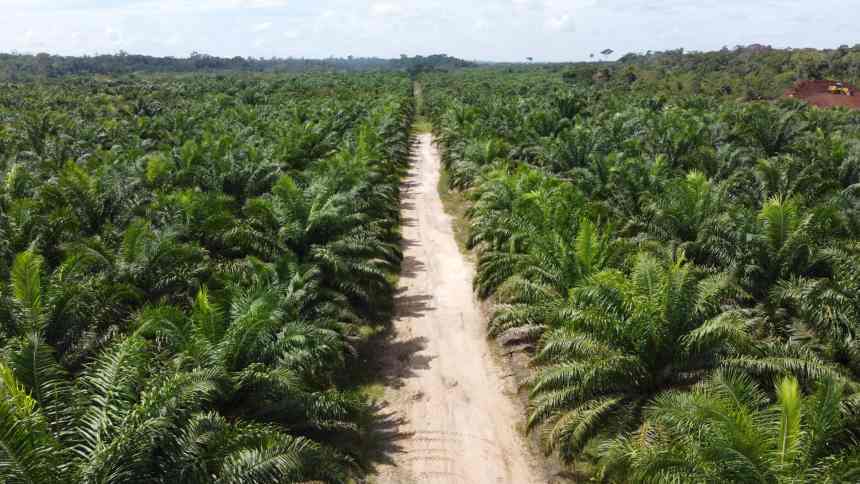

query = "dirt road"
[375,134,543,483]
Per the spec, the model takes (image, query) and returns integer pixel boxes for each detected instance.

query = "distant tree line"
[0,51,476,79]
[393,54,477,78]
[561,44,860,99]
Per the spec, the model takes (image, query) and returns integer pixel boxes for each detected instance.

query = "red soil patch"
[785,80,860,109]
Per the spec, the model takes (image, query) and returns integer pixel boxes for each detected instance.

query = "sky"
[1,0,858,62]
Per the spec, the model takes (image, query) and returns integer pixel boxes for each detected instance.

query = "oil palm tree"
[487,218,625,343]
[526,252,734,461]
[1,249,355,483]
[729,102,808,157]
[136,283,366,449]
[61,219,209,303]
[1,248,133,363]
[702,195,838,339]
[644,106,714,170]
[238,174,399,320]
[0,339,347,483]
[43,221,208,361]
[467,166,583,260]
[777,243,860,377]
[537,124,603,175]
[600,371,860,483]
[644,170,725,265]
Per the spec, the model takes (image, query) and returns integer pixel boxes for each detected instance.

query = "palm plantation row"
[0,74,414,482]
[423,70,860,481]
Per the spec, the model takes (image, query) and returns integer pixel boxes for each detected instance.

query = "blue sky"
[2,0,858,62]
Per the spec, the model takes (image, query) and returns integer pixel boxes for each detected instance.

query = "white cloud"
[511,0,542,11]
[251,21,273,32]
[201,0,289,9]
[163,33,183,46]
[370,2,403,17]
[0,0,289,12]
[160,0,289,10]
[238,0,289,7]
[0,0,54,7]
[546,13,574,32]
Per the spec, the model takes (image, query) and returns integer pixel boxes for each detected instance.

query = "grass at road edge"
[437,166,472,255]
[412,119,432,133]
[412,80,433,134]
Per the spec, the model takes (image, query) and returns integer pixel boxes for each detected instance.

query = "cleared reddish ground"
[785,80,860,109]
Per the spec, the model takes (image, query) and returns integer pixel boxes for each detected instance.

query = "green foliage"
[526,253,732,460]
[0,72,414,482]
[144,153,172,185]
[600,371,860,483]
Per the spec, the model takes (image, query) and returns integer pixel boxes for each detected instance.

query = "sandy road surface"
[374,134,543,484]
